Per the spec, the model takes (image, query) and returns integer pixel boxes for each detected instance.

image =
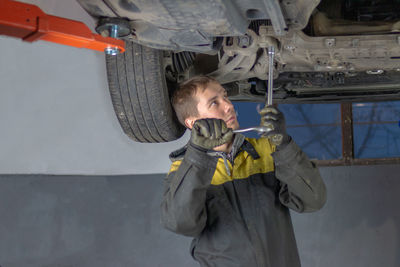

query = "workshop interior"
[0,0,400,266]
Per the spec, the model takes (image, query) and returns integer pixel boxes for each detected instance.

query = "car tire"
[105,41,186,142]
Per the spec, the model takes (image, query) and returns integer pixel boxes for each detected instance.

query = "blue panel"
[353,101,400,158]
[280,104,342,160]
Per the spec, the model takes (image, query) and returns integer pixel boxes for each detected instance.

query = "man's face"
[187,82,239,130]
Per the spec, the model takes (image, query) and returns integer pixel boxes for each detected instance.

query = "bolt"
[237,35,250,48]
[105,47,120,55]
[105,24,121,56]
[325,38,336,47]
[109,24,119,38]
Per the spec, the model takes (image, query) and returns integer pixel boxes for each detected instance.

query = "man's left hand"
[259,106,290,148]
[190,118,233,151]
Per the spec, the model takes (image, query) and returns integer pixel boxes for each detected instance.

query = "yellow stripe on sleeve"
[168,160,182,175]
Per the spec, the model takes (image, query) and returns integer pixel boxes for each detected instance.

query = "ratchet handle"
[265,46,282,146]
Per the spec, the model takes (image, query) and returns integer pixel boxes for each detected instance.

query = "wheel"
[105,41,185,142]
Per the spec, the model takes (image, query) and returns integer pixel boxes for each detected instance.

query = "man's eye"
[210,101,218,107]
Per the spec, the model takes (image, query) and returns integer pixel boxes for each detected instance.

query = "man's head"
[172,76,239,130]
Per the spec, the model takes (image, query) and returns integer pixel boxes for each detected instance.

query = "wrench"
[233,126,273,134]
[233,46,283,145]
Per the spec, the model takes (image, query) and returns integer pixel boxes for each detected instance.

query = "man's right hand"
[190,118,233,151]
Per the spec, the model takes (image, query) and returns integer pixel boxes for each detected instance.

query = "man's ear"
[185,117,196,129]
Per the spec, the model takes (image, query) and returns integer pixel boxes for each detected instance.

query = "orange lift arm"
[0,0,125,53]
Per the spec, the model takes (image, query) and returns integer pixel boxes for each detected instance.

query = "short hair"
[171,75,219,126]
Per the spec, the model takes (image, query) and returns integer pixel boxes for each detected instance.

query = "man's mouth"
[226,115,236,124]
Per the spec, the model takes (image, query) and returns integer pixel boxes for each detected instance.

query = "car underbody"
[79,0,400,103]
[77,0,400,142]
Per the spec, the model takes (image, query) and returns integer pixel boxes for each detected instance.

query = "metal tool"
[233,45,283,145]
[265,46,284,145]
[233,126,272,134]
[266,46,274,106]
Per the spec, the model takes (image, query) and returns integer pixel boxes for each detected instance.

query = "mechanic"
[160,75,326,267]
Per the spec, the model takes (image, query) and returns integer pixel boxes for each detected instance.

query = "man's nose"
[223,99,233,112]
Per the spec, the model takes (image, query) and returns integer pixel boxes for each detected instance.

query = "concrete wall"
[1,164,400,267]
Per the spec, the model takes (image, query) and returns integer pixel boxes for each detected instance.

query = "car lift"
[0,0,125,54]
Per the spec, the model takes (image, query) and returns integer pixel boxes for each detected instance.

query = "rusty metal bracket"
[0,0,125,53]
[341,103,354,164]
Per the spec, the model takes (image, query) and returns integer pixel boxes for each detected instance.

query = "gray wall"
[0,174,195,267]
[293,164,400,267]
[1,164,400,267]
[0,0,189,175]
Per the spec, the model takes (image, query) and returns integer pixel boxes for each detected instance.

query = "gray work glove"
[259,106,290,148]
[190,118,234,151]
